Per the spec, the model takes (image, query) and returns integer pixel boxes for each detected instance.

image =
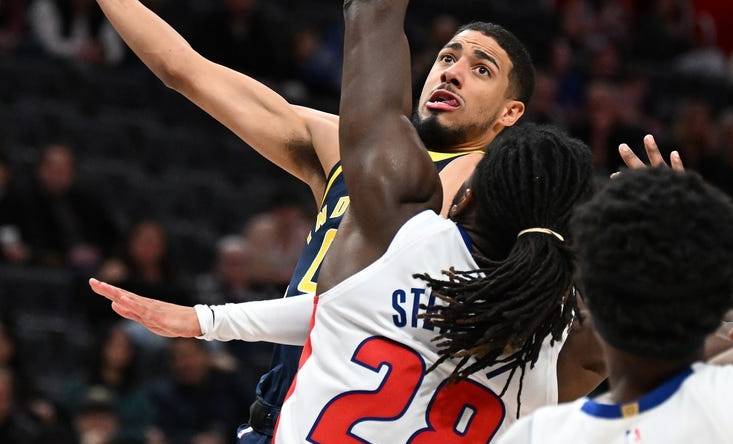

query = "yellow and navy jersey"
[246,151,478,437]
[284,150,474,299]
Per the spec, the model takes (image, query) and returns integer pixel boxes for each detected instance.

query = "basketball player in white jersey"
[498,168,733,444]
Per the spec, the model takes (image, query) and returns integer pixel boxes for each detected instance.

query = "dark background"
[0,0,732,443]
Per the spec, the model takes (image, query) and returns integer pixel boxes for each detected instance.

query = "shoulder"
[688,363,733,390]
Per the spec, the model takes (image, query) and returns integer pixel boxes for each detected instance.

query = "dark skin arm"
[317,0,441,293]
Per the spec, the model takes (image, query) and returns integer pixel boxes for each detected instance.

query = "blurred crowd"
[1,0,732,443]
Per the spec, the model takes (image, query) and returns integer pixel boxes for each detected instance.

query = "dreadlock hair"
[417,123,593,416]
[571,168,733,360]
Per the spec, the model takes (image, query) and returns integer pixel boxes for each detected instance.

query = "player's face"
[415,31,522,149]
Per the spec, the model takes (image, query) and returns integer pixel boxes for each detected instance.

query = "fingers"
[619,144,646,169]
[89,278,123,302]
[670,151,685,172]
[643,134,668,168]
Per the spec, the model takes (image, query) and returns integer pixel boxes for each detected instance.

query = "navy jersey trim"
[580,367,694,419]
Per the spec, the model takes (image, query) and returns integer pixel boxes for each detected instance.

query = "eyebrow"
[441,42,501,72]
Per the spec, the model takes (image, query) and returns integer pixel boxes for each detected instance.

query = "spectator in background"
[549,38,585,118]
[0,151,29,264]
[572,81,645,173]
[0,320,29,400]
[191,0,288,77]
[633,0,694,62]
[0,0,25,53]
[0,367,43,443]
[0,320,74,442]
[19,144,119,269]
[100,220,189,306]
[196,235,275,306]
[63,325,152,443]
[671,100,718,176]
[242,205,309,290]
[411,15,458,94]
[148,339,249,444]
[291,26,342,94]
[73,387,123,444]
[29,0,124,64]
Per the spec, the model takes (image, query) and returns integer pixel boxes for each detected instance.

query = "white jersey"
[497,363,733,444]
[275,211,565,444]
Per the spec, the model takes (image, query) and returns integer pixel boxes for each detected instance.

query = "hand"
[612,134,685,178]
[88,278,201,337]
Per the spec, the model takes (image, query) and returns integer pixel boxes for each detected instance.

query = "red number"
[409,379,505,443]
[307,336,504,444]
[307,337,425,443]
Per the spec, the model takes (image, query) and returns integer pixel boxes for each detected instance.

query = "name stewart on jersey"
[391,287,441,332]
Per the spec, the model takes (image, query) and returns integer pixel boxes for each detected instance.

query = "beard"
[411,109,494,151]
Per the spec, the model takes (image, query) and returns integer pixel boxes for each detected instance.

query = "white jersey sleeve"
[685,363,733,436]
[194,294,313,345]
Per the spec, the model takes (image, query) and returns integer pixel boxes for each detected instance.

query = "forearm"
[339,0,440,230]
[96,0,333,195]
[96,0,195,86]
[194,295,314,345]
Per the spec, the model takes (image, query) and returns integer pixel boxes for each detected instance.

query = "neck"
[451,210,494,262]
[604,345,700,404]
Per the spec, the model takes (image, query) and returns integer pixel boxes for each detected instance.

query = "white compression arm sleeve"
[194,295,314,346]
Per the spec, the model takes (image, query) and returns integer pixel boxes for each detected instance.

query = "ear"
[449,187,474,219]
[497,100,526,128]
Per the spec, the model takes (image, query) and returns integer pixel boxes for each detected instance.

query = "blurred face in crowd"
[128,222,166,269]
[414,30,524,151]
[170,339,209,386]
[75,408,119,444]
[38,145,75,195]
[217,238,251,288]
[102,328,134,372]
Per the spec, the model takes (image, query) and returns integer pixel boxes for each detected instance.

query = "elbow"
[158,58,187,90]
[156,49,200,91]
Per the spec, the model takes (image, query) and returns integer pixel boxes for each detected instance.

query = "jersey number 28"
[307,336,505,443]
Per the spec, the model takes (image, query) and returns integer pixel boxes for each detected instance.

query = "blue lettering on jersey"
[391,287,439,331]
[410,288,425,328]
[392,290,407,327]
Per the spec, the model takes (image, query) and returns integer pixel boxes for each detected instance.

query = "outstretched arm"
[338,0,441,246]
[96,0,339,198]
[88,279,312,345]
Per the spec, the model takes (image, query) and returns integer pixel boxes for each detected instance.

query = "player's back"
[498,363,733,444]
[275,210,564,443]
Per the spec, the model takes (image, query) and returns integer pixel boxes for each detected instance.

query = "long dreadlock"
[416,123,594,417]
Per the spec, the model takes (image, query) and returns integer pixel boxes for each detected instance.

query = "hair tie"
[517,228,565,242]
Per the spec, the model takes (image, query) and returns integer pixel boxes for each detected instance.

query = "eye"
[440,54,455,64]
[476,66,491,77]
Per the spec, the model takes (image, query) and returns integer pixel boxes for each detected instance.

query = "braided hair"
[417,123,593,416]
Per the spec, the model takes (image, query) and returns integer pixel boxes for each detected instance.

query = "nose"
[440,60,465,88]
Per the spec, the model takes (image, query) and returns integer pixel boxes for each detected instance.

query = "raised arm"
[96,0,339,198]
[338,0,441,246]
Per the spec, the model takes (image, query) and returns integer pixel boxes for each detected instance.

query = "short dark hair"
[571,168,733,360]
[419,123,593,415]
[456,22,535,105]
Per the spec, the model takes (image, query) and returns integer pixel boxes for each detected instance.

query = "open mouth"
[426,90,462,111]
